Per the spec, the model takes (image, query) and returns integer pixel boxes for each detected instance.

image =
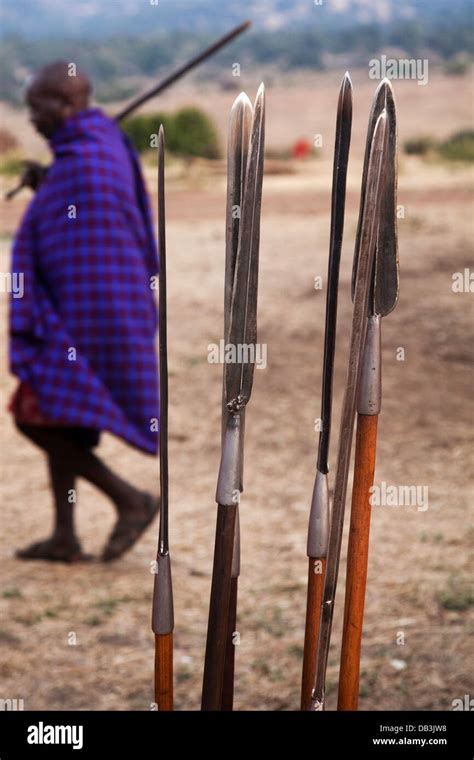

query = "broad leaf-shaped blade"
[225,83,265,410]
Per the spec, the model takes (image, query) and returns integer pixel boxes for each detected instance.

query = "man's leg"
[16,449,89,561]
[16,424,158,562]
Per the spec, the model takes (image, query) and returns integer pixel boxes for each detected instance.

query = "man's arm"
[5,161,49,200]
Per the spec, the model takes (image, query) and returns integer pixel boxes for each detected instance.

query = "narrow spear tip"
[338,71,353,113]
[254,82,265,110]
[231,91,252,117]
[342,71,353,88]
[158,124,165,150]
[234,91,249,105]
[382,77,395,101]
[375,76,393,99]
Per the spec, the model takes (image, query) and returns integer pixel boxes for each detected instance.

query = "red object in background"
[292,138,311,159]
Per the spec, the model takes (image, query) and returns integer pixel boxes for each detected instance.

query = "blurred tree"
[122,108,221,159]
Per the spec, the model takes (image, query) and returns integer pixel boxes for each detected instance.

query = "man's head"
[26,61,92,138]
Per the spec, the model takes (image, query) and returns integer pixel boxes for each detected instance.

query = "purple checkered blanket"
[9,108,159,454]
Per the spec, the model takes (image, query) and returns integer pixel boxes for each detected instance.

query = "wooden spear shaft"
[301,557,326,710]
[221,506,240,710]
[338,414,377,710]
[155,630,174,709]
[201,501,238,709]
[338,315,381,710]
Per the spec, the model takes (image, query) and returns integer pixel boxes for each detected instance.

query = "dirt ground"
[0,69,473,711]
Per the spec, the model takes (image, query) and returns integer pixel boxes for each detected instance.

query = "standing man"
[9,61,160,562]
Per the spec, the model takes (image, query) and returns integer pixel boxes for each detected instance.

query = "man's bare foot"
[101,492,159,562]
[15,537,92,563]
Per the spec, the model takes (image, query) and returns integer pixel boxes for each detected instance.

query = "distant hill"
[0,0,472,105]
[1,0,472,39]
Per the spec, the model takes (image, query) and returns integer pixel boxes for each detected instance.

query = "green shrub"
[0,156,24,176]
[437,576,474,611]
[404,136,436,156]
[444,55,470,76]
[171,107,220,159]
[122,107,220,159]
[122,113,171,153]
[438,130,474,162]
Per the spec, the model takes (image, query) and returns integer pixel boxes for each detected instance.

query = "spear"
[338,79,398,711]
[220,92,253,711]
[201,85,265,711]
[151,125,174,711]
[310,105,390,711]
[301,72,352,711]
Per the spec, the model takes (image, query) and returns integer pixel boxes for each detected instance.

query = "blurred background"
[0,0,472,710]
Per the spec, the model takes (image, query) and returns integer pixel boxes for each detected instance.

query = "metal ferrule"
[216,414,242,506]
[306,469,330,558]
[152,552,174,635]
[357,314,382,415]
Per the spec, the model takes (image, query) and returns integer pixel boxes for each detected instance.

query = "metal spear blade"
[157,124,169,555]
[374,81,398,316]
[225,83,266,412]
[224,93,253,346]
[352,79,399,317]
[312,109,390,709]
[317,71,353,476]
[222,92,253,494]
[222,92,253,430]
[216,88,263,506]
[152,124,173,639]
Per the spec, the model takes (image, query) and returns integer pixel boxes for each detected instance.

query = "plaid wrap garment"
[9,108,159,454]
